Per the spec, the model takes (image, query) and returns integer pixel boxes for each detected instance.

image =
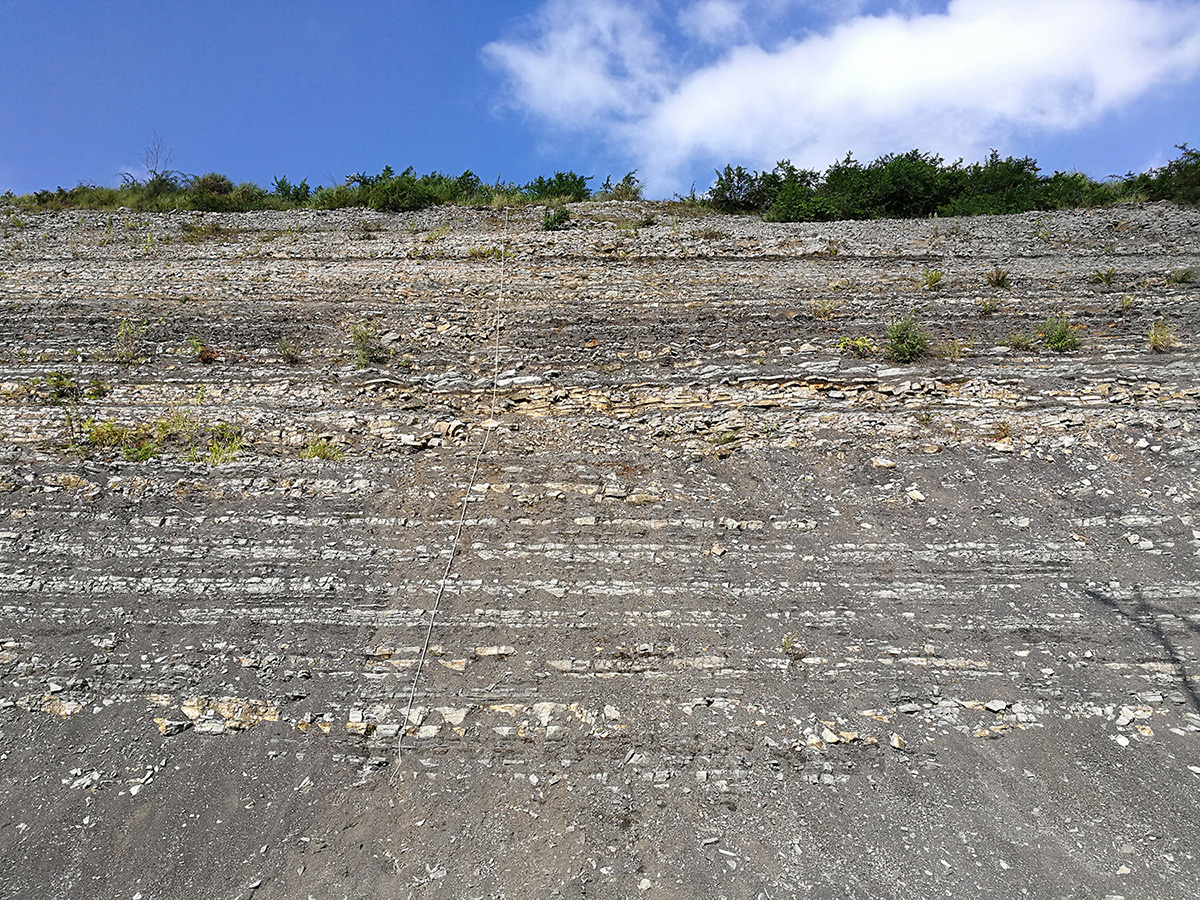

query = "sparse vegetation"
[922,268,944,290]
[985,268,1011,289]
[1167,267,1195,284]
[977,296,1000,315]
[185,337,218,363]
[1038,315,1080,352]
[112,319,149,364]
[1148,318,1176,353]
[541,207,571,231]
[1091,267,1118,286]
[937,338,971,362]
[596,171,645,201]
[349,322,387,368]
[809,299,838,321]
[1119,294,1136,314]
[883,314,930,363]
[1004,331,1034,351]
[179,221,242,243]
[299,438,344,460]
[467,245,502,260]
[836,335,876,357]
[277,337,302,364]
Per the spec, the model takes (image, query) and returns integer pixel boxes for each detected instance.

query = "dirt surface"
[1,200,1198,899]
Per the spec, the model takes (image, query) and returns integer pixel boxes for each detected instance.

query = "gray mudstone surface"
[0,200,1198,899]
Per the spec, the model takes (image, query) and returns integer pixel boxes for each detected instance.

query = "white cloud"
[677,0,749,44]
[483,0,667,124]
[485,0,1200,192]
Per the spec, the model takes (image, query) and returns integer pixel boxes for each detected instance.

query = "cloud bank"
[484,0,1200,191]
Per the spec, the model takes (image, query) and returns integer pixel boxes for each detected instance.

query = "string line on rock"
[396,209,509,764]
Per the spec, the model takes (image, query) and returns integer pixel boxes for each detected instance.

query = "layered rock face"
[1,201,1198,899]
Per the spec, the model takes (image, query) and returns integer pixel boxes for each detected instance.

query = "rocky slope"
[1,200,1198,899]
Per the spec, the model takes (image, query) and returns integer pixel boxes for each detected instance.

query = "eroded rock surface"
[1,201,1198,898]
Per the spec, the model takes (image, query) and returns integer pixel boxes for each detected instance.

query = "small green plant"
[883,314,930,363]
[985,267,1011,289]
[113,319,148,364]
[1167,267,1195,284]
[42,372,81,404]
[1091,267,1117,285]
[277,337,301,364]
[197,422,244,464]
[825,239,842,257]
[937,338,971,362]
[1148,317,1176,353]
[542,207,571,231]
[809,298,838,320]
[836,335,876,357]
[421,222,451,243]
[350,322,387,368]
[1119,294,1136,314]
[992,420,1016,441]
[1004,331,1034,351]
[352,221,384,241]
[1038,315,1080,352]
[921,268,943,290]
[780,632,803,657]
[185,337,218,363]
[299,438,344,460]
[179,221,241,243]
[467,245,502,260]
[596,171,645,201]
[977,296,999,315]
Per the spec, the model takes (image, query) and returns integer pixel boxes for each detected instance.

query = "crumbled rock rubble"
[1,200,1198,898]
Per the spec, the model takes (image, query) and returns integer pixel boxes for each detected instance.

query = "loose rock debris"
[1,200,1199,898]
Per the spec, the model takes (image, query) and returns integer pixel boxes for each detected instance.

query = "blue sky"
[2,0,1199,198]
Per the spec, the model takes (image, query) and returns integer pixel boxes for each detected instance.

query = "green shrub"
[190,173,234,195]
[542,207,571,231]
[765,184,839,222]
[1129,143,1200,205]
[1038,315,1079,352]
[113,319,148,364]
[523,171,591,203]
[350,322,387,367]
[596,171,644,201]
[271,176,311,204]
[883,314,930,363]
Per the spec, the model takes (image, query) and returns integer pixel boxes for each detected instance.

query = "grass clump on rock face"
[1148,318,1176,353]
[541,207,571,231]
[349,322,388,368]
[883,314,930,363]
[299,438,344,460]
[1038,315,1080,352]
